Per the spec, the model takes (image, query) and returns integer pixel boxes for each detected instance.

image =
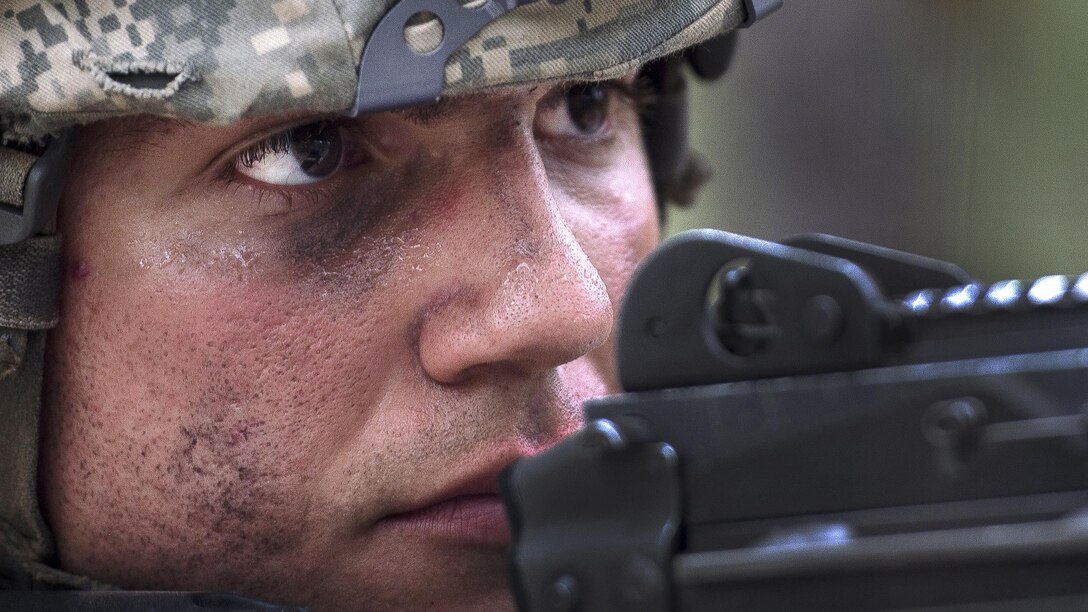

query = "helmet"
[0,0,779,595]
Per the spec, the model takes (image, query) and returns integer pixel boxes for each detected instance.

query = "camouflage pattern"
[0,0,745,142]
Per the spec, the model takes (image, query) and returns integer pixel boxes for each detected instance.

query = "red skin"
[39,82,659,611]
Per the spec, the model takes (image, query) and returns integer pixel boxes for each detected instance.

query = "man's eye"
[536,83,616,139]
[565,83,610,134]
[235,120,345,186]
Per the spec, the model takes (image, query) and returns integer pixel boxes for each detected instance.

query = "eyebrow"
[391,94,480,125]
[109,86,523,156]
[394,78,620,126]
[107,115,196,155]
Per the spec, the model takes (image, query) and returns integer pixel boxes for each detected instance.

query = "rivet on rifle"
[0,331,25,378]
[940,284,982,312]
[646,443,677,475]
[802,294,843,344]
[923,398,987,450]
[923,398,987,479]
[1073,273,1088,302]
[984,279,1023,309]
[618,554,666,607]
[645,316,667,338]
[1027,275,1069,306]
[547,574,579,611]
[584,419,628,451]
[711,259,775,356]
[903,288,939,314]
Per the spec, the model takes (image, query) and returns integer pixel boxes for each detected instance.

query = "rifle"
[501,229,1088,611]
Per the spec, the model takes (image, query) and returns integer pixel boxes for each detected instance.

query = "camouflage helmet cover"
[1,0,749,142]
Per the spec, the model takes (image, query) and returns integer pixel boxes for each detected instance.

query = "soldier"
[0,0,772,609]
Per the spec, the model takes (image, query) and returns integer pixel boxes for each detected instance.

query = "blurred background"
[669,0,1088,280]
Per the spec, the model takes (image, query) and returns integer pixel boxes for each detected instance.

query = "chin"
[301,580,516,612]
[270,543,516,612]
[403,587,515,612]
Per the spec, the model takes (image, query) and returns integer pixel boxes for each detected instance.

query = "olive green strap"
[0,235,62,331]
[0,326,109,591]
[0,241,111,589]
[0,135,72,246]
[0,330,55,588]
[0,233,61,425]
[0,148,36,209]
[0,233,75,589]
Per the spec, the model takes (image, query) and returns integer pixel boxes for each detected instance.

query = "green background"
[670,1,1088,280]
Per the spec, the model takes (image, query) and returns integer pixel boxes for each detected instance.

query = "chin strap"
[641,32,737,215]
[0,236,66,589]
[0,235,62,333]
[0,134,72,247]
[0,133,100,590]
[644,0,782,213]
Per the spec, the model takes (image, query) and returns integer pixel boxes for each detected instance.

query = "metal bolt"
[711,261,776,356]
[617,554,666,609]
[923,397,987,479]
[583,419,628,452]
[0,331,24,378]
[802,294,843,344]
[547,574,580,612]
[923,397,987,449]
[644,316,667,339]
[647,443,677,475]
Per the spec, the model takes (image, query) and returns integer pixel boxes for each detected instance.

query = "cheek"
[42,256,412,588]
[552,147,658,387]
[65,272,402,461]
[565,156,659,307]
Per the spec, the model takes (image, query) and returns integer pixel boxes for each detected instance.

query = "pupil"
[290,122,343,178]
[566,84,608,134]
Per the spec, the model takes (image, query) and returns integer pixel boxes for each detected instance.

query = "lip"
[373,461,518,547]
[376,493,511,547]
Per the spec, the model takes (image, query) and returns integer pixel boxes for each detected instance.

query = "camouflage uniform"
[0,0,762,602]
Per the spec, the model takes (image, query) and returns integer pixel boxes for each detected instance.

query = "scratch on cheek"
[228,419,264,446]
[69,260,91,281]
[169,412,296,556]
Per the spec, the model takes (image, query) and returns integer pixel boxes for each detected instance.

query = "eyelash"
[218,117,348,214]
[237,131,292,169]
[536,77,657,121]
[603,76,657,116]
[223,172,331,216]
[235,118,348,170]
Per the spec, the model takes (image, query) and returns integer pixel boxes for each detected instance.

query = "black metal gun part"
[502,230,1088,611]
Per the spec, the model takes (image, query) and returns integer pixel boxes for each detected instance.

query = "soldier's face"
[39,77,657,611]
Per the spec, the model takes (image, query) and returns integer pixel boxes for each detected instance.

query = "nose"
[415,141,614,385]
